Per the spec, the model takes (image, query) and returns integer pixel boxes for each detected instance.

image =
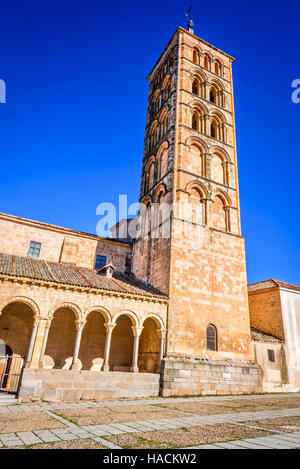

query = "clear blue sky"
[0,0,299,285]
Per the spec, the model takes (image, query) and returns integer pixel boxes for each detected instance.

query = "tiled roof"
[251,327,284,344]
[0,253,166,300]
[248,279,300,293]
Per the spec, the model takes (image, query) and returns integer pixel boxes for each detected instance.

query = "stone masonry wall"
[19,368,160,402]
[160,357,262,396]
[0,213,131,272]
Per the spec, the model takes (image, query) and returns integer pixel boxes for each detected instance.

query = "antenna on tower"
[186,5,194,34]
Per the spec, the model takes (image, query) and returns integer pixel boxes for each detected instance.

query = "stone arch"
[44,305,79,369]
[0,298,36,361]
[0,296,40,318]
[85,306,111,323]
[48,302,82,321]
[79,309,107,371]
[138,316,162,373]
[140,314,165,329]
[210,148,230,185]
[112,310,139,326]
[154,183,167,202]
[185,180,209,199]
[192,46,201,65]
[109,313,137,371]
[209,145,231,164]
[186,181,208,225]
[185,136,209,154]
[157,141,169,179]
[211,189,232,207]
[211,191,231,232]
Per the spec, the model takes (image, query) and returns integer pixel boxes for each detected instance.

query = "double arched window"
[207,324,217,351]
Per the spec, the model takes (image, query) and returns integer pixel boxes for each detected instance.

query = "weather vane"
[186,5,194,34]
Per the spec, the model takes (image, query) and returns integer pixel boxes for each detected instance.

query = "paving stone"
[110,423,139,433]
[96,425,124,435]
[92,436,121,449]
[194,444,224,449]
[17,431,42,446]
[81,425,110,436]
[69,428,92,438]
[51,429,79,441]
[0,433,23,447]
[228,440,271,449]
[34,429,61,443]
[214,442,247,449]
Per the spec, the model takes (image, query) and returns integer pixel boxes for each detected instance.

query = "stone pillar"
[157,329,167,371]
[39,318,52,367]
[130,326,143,373]
[71,319,86,370]
[102,322,116,371]
[26,319,39,365]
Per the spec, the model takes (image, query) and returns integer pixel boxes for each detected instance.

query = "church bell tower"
[132,24,253,368]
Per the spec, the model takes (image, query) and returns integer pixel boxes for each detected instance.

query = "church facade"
[1,26,296,402]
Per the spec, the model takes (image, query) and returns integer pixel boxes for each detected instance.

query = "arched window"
[207,324,217,351]
[192,79,199,96]
[192,107,206,133]
[192,111,199,131]
[215,59,222,76]
[210,87,217,103]
[204,54,211,71]
[211,121,217,138]
[160,109,168,136]
[210,114,225,141]
[192,47,200,65]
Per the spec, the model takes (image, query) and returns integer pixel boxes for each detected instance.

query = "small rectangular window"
[27,241,41,259]
[268,349,275,362]
[95,255,106,270]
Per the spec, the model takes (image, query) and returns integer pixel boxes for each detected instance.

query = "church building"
[0,25,298,402]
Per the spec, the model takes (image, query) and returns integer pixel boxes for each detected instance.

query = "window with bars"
[95,255,107,270]
[207,324,218,351]
[27,241,41,259]
[268,349,275,362]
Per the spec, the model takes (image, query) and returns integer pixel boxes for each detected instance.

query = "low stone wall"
[18,368,160,402]
[160,357,262,396]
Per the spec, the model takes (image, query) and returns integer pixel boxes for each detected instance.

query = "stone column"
[71,319,86,370]
[102,322,116,371]
[157,329,167,371]
[26,317,40,365]
[39,318,52,367]
[130,326,143,373]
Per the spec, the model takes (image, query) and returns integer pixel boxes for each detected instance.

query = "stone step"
[0,393,18,405]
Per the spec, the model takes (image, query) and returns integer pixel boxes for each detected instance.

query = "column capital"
[104,322,116,333]
[157,328,167,339]
[33,315,45,327]
[75,319,86,331]
[131,326,143,337]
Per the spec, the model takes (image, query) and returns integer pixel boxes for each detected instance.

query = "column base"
[71,362,80,370]
[130,366,139,373]
[102,364,110,372]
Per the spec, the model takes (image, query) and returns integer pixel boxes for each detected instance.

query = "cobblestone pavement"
[0,393,299,449]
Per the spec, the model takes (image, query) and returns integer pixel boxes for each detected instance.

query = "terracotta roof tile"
[248,279,300,293]
[251,327,284,344]
[0,252,166,299]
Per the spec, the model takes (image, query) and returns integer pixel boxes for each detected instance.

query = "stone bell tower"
[132,25,261,395]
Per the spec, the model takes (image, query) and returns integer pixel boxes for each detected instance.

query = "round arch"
[185,180,209,199]
[85,306,111,323]
[112,310,139,327]
[0,296,40,318]
[48,302,82,321]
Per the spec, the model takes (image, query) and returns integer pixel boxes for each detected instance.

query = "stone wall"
[249,288,284,339]
[0,212,131,271]
[19,368,160,402]
[160,357,262,396]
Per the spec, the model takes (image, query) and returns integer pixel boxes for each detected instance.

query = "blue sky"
[0,0,299,285]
